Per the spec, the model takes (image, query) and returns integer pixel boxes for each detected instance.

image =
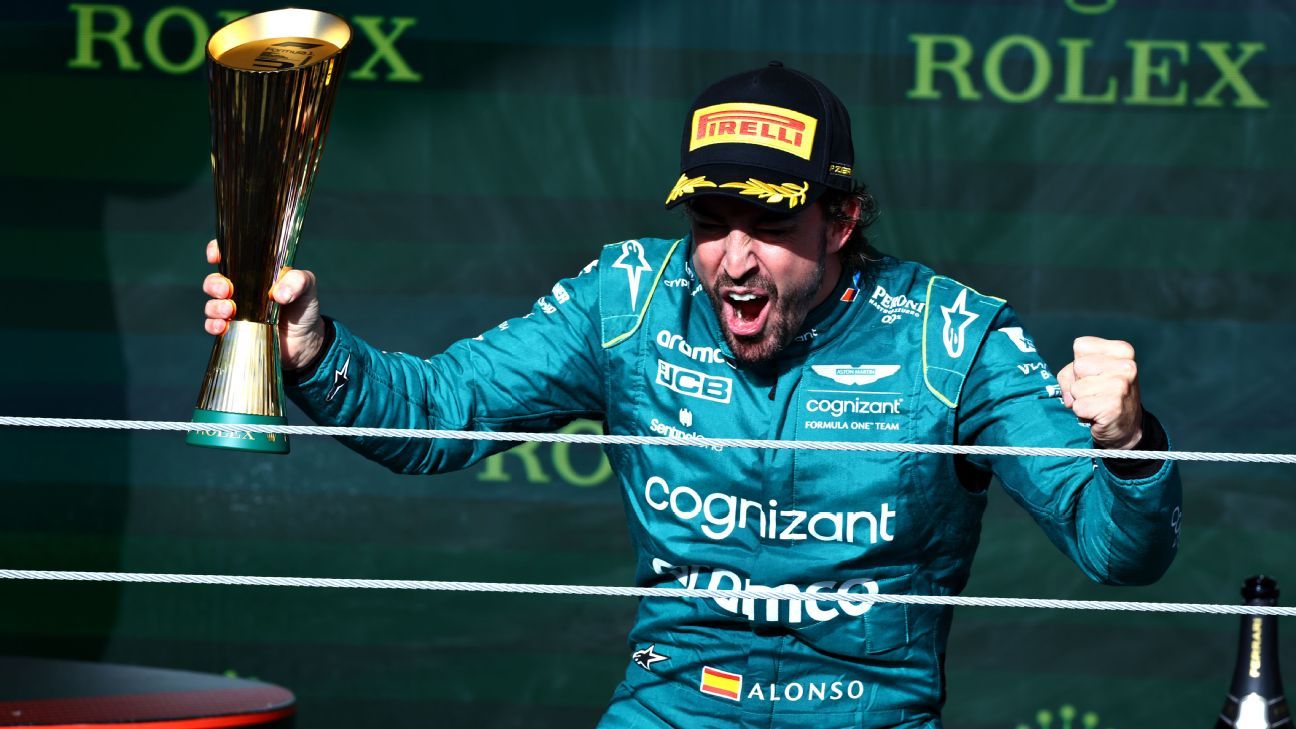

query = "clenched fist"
[202,239,327,372]
[1056,336,1144,449]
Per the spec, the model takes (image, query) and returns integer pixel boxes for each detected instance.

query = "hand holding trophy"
[187,9,351,454]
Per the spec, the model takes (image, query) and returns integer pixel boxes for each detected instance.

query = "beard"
[703,235,829,366]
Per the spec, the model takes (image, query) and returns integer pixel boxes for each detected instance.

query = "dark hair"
[821,181,880,273]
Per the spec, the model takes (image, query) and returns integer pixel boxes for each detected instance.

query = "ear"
[825,196,859,255]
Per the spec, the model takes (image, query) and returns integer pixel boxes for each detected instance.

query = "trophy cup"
[187,9,351,454]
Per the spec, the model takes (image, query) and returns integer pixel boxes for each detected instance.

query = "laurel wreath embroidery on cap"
[666,174,717,204]
[719,179,809,208]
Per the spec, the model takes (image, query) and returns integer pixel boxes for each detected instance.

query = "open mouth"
[723,291,772,338]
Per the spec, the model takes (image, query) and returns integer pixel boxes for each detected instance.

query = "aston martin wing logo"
[810,364,901,386]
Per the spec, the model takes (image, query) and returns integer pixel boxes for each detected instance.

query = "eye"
[756,225,794,237]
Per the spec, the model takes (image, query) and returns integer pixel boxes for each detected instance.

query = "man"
[203,63,1180,728]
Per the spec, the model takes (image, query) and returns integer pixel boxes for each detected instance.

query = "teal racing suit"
[286,236,1182,728]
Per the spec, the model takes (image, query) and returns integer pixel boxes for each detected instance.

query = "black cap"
[665,62,855,213]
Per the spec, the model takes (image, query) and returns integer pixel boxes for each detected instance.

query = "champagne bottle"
[1215,576,1291,728]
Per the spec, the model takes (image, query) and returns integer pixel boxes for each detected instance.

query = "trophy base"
[187,408,290,455]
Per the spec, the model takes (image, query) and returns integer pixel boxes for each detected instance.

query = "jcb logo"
[66,4,422,82]
[656,360,732,404]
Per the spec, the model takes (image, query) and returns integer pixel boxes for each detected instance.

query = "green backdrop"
[2,1,1293,727]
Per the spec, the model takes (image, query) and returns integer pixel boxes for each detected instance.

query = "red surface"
[0,686,294,727]
[3,707,293,728]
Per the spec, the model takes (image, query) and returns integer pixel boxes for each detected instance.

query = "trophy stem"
[189,9,350,456]
[187,320,289,454]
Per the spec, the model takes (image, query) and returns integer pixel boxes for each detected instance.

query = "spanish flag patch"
[699,666,742,701]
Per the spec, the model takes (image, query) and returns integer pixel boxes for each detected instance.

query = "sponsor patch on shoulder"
[551,283,570,305]
[939,288,978,358]
[612,240,652,311]
[868,285,925,325]
[997,326,1036,353]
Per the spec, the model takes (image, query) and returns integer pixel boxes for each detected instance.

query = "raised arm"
[956,307,1182,586]
[203,240,607,474]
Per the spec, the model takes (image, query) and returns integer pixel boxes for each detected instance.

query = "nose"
[720,229,758,281]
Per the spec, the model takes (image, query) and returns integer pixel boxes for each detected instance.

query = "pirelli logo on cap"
[690,103,818,160]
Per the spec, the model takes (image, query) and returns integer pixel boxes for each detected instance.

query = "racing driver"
[201,63,1181,728]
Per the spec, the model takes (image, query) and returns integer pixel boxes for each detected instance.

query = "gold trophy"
[187,9,351,454]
